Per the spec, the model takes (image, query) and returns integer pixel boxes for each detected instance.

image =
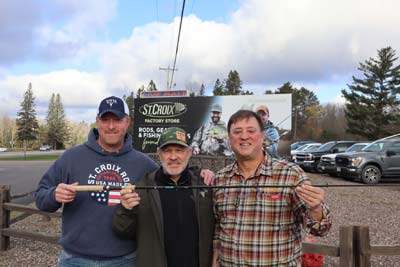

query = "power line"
[169,0,178,68]
[169,0,186,90]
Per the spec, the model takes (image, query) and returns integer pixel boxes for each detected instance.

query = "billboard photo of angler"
[190,103,231,156]
[133,94,291,157]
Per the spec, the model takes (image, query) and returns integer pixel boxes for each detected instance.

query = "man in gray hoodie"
[36,96,215,267]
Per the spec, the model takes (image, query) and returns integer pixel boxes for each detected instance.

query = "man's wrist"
[307,202,324,221]
[308,202,323,212]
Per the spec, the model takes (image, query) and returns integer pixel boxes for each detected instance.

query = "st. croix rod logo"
[139,102,187,118]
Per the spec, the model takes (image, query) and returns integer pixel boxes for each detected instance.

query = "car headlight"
[350,157,363,167]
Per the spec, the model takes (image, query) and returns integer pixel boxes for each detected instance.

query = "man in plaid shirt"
[212,110,332,267]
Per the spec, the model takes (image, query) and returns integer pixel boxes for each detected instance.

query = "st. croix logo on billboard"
[139,102,187,118]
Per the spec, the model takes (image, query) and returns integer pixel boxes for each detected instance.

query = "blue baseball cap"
[97,96,129,119]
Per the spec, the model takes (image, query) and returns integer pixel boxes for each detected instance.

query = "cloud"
[1,0,400,122]
[332,94,346,105]
[0,70,110,121]
[99,0,400,92]
[228,0,400,83]
[0,0,117,65]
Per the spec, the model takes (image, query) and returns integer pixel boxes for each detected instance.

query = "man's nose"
[107,119,117,129]
[240,131,250,139]
[169,151,178,159]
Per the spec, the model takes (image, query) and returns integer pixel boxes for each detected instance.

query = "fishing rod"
[72,184,400,191]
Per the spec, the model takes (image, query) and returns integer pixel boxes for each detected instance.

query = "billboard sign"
[133,94,292,154]
[141,90,188,98]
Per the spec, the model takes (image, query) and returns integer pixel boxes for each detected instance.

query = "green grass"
[0,154,59,161]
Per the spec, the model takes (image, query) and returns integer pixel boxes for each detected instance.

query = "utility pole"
[159,66,178,90]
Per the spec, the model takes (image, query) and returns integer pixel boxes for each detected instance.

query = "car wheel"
[361,165,381,184]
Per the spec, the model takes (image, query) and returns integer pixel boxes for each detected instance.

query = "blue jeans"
[58,249,136,267]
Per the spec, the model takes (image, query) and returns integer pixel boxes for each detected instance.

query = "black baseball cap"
[97,96,129,119]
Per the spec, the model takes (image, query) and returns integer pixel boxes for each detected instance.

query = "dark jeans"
[58,249,136,267]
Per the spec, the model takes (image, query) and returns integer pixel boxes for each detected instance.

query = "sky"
[0,0,399,123]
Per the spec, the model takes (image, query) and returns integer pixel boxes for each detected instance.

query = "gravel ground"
[309,173,400,267]
[1,173,399,267]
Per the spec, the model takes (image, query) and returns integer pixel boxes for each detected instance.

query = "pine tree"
[136,85,145,98]
[199,84,205,96]
[147,80,158,91]
[342,46,400,139]
[275,82,320,140]
[225,70,242,95]
[16,83,39,145]
[213,78,225,95]
[241,90,254,95]
[276,82,319,109]
[46,93,68,149]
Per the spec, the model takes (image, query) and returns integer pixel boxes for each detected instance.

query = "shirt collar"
[226,153,274,179]
[155,167,191,186]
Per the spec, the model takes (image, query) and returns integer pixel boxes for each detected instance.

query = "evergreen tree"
[46,93,68,149]
[199,84,205,96]
[275,82,320,140]
[16,83,39,145]
[136,85,145,98]
[342,46,400,139]
[276,82,319,109]
[213,78,225,95]
[241,90,254,95]
[147,80,158,91]
[225,70,242,95]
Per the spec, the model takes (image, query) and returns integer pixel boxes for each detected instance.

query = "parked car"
[318,142,370,176]
[39,145,51,151]
[290,143,321,162]
[295,141,357,172]
[335,138,400,184]
[0,147,8,152]
[290,141,316,151]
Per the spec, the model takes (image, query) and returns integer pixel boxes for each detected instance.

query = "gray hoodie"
[35,128,158,258]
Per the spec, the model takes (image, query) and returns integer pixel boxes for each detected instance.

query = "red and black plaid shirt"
[213,154,331,266]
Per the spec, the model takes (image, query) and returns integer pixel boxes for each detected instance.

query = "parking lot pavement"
[0,161,54,204]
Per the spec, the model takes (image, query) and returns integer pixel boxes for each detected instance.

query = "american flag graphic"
[90,190,121,206]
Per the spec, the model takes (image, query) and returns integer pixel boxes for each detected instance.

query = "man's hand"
[55,182,78,203]
[200,169,215,186]
[193,147,200,155]
[212,250,220,267]
[120,187,140,210]
[295,182,325,220]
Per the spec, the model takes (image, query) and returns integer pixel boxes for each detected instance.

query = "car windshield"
[290,143,299,150]
[305,144,320,151]
[317,142,335,152]
[346,143,368,152]
[296,144,309,151]
[362,141,386,152]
